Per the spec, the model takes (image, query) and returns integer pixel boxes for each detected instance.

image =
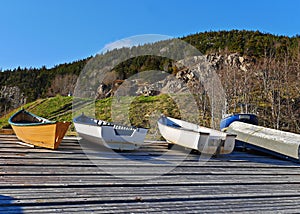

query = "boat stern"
[54,122,71,149]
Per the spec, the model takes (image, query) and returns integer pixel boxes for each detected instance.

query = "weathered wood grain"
[1,135,300,213]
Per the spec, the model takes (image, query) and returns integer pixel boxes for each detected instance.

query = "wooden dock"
[1,135,300,213]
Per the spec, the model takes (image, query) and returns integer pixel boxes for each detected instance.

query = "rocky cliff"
[0,86,27,114]
[93,53,255,98]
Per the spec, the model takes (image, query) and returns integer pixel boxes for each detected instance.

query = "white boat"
[157,115,236,154]
[226,121,300,161]
[73,113,148,150]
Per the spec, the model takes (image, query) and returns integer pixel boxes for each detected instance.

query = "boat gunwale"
[8,109,56,126]
[158,116,210,135]
[73,117,113,127]
[73,114,148,131]
[220,113,258,130]
[158,116,236,139]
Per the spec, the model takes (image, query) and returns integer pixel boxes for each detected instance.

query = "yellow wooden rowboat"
[8,109,70,149]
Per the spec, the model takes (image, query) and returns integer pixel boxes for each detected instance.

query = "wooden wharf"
[1,135,300,213]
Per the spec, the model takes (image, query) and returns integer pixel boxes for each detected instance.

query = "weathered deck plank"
[1,135,300,213]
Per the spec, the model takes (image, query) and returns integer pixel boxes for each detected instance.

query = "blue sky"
[1,0,299,70]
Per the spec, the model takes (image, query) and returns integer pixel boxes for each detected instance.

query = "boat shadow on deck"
[61,137,299,167]
[0,195,23,214]
[76,138,180,165]
[216,147,300,166]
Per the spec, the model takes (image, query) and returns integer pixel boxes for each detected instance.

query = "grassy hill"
[0,94,199,137]
[0,95,73,130]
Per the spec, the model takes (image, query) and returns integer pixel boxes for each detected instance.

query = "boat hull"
[8,109,70,149]
[227,121,300,161]
[157,116,236,155]
[11,122,70,149]
[73,115,148,151]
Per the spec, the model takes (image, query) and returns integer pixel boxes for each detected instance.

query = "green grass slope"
[0,95,73,129]
[0,94,197,137]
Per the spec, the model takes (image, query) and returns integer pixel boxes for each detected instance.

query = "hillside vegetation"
[0,94,184,138]
[1,30,299,101]
[1,30,300,132]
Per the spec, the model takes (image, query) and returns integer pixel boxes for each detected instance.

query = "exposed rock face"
[0,86,26,115]
[206,53,253,72]
[94,53,253,99]
[96,84,109,99]
[206,53,224,70]
[108,68,202,98]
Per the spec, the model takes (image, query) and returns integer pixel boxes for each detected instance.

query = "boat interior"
[76,114,137,133]
[75,114,114,126]
[11,111,48,124]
